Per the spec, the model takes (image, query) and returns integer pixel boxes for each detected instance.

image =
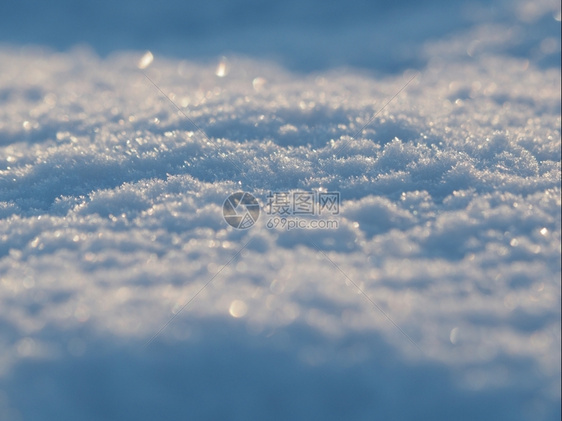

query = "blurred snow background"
[0,0,560,420]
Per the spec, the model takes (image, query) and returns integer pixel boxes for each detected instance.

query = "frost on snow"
[0,1,560,420]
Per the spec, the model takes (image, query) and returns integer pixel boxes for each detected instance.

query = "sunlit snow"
[0,0,560,420]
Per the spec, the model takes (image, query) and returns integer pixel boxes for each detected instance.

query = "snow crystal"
[0,0,560,420]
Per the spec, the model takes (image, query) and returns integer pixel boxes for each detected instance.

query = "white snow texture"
[0,0,560,420]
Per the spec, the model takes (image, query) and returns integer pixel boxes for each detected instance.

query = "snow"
[0,0,560,420]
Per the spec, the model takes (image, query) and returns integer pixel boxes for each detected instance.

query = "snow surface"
[0,0,561,420]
